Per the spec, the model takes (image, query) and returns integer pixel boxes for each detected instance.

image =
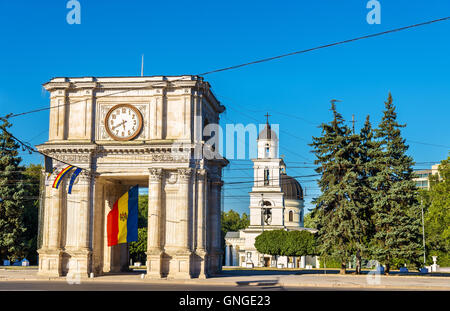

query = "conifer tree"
[356,115,379,273]
[369,93,422,273]
[310,101,371,274]
[0,115,27,262]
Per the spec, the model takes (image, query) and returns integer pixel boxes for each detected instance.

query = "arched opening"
[261,201,272,225]
[289,210,293,222]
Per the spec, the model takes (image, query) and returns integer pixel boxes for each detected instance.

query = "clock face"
[105,104,143,141]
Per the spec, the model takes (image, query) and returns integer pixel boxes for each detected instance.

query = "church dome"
[280,174,303,200]
[258,123,278,140]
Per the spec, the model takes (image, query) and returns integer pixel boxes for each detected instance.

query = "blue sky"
[0,1,449,215]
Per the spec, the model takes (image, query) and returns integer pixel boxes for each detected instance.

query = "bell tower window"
[264,168,269,186]
[265,144,270,157]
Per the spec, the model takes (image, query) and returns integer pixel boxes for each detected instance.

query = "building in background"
[413,164,440,190]
[224,119,317,269]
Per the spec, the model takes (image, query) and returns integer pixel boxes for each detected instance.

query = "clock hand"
[112,120,127,130]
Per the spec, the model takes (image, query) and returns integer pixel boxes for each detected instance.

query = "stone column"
[177,168,192,252]
[225,245,231,266]
[196,169,208,278]
[300,256,306,268]
[208,179,223,274]
[38,181,63,277]
[146,168,163,279]
[233,247,238,267]
[70,171,93,277]
[171,168,193,279]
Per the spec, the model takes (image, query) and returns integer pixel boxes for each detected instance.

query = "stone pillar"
[208,179,223,274]
[300,256,306,268]
[225,245,230,266]
[196,169,208,278]
[170,168,193,279]
[315,256,320,269]
[69,171,93,277]
[232,247,238,267]
[38,183,63,277]
[146,168,163,279]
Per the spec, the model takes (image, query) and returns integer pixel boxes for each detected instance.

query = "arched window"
[265,144,270,157]
[289,210,293,222]
[264,168,269,185]
[261,201,272,225]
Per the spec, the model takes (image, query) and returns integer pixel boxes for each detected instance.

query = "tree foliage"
[420,156,450,266]
[138,194,148,228]
[221,210,249,234]
[369,94,422,272]
[22,164,41,264]
[129,227,147,263]
[309,101,372,273]
[284,230,317,257]
[0,116,27,262]
[309,94,423,274]
[254,230,288,256]
[254,230,316,257]
[303,212,319,229]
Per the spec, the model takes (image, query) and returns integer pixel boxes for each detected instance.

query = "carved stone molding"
[177,168,193,183]
[196,169,207,178]
[78,170,93,183]
[166,171,178,184]
[148,168,163,182]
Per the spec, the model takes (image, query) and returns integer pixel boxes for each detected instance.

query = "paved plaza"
[1,268,449,291]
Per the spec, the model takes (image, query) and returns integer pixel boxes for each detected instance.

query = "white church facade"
[224,120,318,269]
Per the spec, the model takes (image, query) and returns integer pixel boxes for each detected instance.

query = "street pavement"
[0,268,449,291]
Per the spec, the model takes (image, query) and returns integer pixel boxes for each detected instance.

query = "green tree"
[138,194,148,228]
[303,211,319,229]
[129,227,147,263]
[254,230,288,260]
[22,164,42,264]
[355,115,379,273]
[221,210,249,233]
[310,101,372,274]
[0,115,27,262]
[284,230,317,257]
[369,93,423,273]
[221,209,249,264]
[128,194,149,265]
[420,156,450,266]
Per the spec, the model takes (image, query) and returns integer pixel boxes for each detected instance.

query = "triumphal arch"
[36,76,227,279]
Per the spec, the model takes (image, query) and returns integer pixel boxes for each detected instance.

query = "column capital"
[196,168,207,179]
[78,170,93,183]
[178,168,193,183]
[148,168,163,182]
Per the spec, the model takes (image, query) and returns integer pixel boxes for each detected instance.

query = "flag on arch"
[107,185,139,246]
[67,167,83,194]
[52,165,75,189]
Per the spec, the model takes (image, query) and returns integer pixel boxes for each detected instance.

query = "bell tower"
[248,114,285,229]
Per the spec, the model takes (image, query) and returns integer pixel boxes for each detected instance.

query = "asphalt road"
[0,280,379,291]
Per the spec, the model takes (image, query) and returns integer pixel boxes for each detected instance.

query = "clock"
[105,104,143,141]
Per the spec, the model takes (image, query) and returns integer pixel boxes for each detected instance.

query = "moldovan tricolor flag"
[107,185,139,246]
